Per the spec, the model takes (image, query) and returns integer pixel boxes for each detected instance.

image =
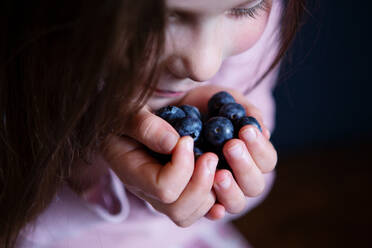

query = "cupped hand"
[179,85,277,216]
[122,105,180,155]
[104,135,219,227]
[102,105,220,227]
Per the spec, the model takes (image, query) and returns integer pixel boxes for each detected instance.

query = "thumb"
[123,106,180,154]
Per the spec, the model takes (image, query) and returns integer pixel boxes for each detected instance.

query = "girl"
[0,0,305,247]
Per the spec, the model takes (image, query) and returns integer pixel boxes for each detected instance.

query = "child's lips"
[154,89,186,97]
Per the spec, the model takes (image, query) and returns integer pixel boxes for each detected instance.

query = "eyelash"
[228,0,269,19]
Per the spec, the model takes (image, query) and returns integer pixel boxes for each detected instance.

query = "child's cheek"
[228,13,270,56]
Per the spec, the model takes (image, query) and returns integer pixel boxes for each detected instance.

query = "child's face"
[148,0,271,110]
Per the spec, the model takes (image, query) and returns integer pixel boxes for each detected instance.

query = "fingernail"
[217,176,231,190]
[228,143,243,158]
[161,131,179,153]
[206,158,218,175]
[184,137,193,152]
[242,127,257,143]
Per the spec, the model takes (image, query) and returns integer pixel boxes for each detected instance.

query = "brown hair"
[0,0,165,247]
[0,0,305,247]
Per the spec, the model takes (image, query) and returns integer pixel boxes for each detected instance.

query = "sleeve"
[17,168,132,247]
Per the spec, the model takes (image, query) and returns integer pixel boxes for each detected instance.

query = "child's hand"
[179,85,277,217]
[103,106,219,227]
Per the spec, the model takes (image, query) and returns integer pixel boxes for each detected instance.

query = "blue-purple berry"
[194,147,204,159]
[236,116,262,133]
[154,94,258,174]
[219,102,246,122]
[207,91,235,117]
[174,117,203,142]
[180,105,201,120]
[156,106,186,125]
[203,116,234,147]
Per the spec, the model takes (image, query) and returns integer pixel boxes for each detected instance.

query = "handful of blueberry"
[155,91,262,170]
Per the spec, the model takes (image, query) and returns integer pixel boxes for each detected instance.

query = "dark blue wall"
[272,0,372,153]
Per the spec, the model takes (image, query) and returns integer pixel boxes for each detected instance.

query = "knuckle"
[239,160,255,176]
[173,219,192,228]
[272,150,278,169]
[156,188,179,204]
[198,178,214,195]
[206,193,217,210]
[246,180,265,197]
[168,209,189,227]
[237,199,247,213]
[229,199,247,214]
[262,148,278,173]
[137,114,157,140]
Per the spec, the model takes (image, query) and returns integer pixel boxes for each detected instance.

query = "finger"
[213,169,247,214]
[239,125,277,173]
[104,135,165,199]
[262,128,271,140]
[105,135,194,204]
[123,106,180,154]
[223,139,266,197]
[164,152,218,226]
[205,203,226,221]
[174,191,217,227]
[156,136,195,203]
[229,95,271,140]
[238,101,272,140]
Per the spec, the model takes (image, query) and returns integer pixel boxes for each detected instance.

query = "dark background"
[272,0,372,152]
[233,1,372,247]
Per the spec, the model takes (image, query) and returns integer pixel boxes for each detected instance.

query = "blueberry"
[180,105,201,120]
[217,154,231,171]
[203,117,234,147]
[219,103,246,122]
[155,106,186,125]
[194,134,205,148]
[194,147,204,160]
[236,116,262,133]
[207,91,235,117]
[174,117,203,142]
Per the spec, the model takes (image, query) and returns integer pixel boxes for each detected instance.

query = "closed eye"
[228,0,270,19]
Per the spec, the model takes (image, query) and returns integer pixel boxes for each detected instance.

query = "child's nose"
[167,21,224,82]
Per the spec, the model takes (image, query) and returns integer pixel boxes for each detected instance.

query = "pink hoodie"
[17,1,282,247]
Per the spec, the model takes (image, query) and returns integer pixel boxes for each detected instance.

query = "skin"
[100,0,277,227]
[148,0,271,110]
